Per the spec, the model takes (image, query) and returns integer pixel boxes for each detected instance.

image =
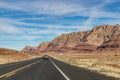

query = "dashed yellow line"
[0,60,41,78]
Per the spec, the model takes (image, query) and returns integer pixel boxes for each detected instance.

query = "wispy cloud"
[0,0,119,16]
[30,0,86,15]
[0,0,120,50]
[83,0,120,26]
[0,0,119,19]
[0,0,85,16]
[0,24,20,34]
[0,17,88,31]
[0,17,88,43]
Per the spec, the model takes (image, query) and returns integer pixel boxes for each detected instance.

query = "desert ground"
[0,49,120,79]
[0,48,40,64]
[49,52,120,79]
[0,54,40,65]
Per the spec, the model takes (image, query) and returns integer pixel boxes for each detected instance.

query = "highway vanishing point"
[0,56,118,80]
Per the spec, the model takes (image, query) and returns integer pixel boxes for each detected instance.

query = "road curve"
[0,56,118,80]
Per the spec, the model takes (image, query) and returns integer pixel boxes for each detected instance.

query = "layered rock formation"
[97,38,120,52]
[86,24,120,45]
[73,43,97,53]
[22,24,120,53]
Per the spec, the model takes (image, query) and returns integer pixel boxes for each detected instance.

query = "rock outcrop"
[22,24,120,53]
[73,43,97,53]
[97,38,120,52]
[37,42,49,52]
[86,24,120,45]
[21,46,37,53]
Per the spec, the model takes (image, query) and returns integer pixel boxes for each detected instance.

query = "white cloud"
[0,17,90,42]
[0,0,120,50]
[30,0,85,15]
[0,18,23,34]
[0,2,22,10]
[0,24,20,34]
[0,0,119,18]
[83,0,120,26]
[0,17,88,30]
[0,0,89,16]
[0,35,42,41]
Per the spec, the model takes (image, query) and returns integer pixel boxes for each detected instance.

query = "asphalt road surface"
[0,56,118,80]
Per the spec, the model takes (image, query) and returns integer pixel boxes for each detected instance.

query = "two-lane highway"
[0,56,118,80]
[0,57,41,76]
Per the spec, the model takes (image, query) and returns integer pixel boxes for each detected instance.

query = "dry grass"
[49,52,120,79]
[0,48,120,79]
[0,48,41,64]
[0,54,41,64]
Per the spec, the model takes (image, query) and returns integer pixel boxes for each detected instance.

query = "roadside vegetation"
[50,52,120,79]
[0,48,40,64]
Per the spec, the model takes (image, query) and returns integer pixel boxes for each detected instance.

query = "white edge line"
[49,58,70,80]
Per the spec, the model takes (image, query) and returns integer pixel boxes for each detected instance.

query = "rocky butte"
[22,24,120,53]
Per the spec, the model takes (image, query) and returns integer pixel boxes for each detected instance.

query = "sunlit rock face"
[97,38,120,52]
[22,24,120,53]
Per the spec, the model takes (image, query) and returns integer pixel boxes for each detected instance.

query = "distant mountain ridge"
[21,24,120,53]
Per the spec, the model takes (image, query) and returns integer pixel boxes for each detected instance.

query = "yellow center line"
[0,60,41,78]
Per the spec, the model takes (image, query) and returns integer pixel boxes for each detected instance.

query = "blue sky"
[0,0,120,50]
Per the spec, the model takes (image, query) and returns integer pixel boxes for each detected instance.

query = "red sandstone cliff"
[22,24,120,53]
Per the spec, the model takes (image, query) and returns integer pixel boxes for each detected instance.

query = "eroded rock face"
[22,24,120,53]
[37,42,49,52]
[73,43,97,53]
[86,25,120,45]
[21,46,37,53]
[97,38,120,52]
[46,24,120,52]
[47,31,91,51]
